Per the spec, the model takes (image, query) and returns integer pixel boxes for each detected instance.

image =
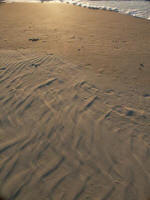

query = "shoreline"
[0,2,149,90]
[2,1,150,21]
[0,3,150,200]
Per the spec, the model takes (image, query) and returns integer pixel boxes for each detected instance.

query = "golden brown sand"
[0,3,150,200]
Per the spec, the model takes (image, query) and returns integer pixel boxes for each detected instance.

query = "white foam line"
[4,0,150,20]
[63,0,150,20]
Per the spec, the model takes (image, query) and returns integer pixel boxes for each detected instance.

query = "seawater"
[5,0,150,20]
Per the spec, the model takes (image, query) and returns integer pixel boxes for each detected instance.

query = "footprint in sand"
[105,89,114,95]
[31,63,40,68]
[126,110,134,117]
[28,38,40,42]
[143,94,150,98]
[0,67,6,71]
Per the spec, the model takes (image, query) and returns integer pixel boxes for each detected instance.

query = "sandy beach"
[0,3,150,200]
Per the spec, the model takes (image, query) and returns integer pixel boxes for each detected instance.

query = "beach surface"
[0,3,150,200]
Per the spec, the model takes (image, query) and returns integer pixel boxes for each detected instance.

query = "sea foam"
[5,0,150,20]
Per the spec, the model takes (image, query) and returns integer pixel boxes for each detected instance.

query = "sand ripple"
[0,50,150,200]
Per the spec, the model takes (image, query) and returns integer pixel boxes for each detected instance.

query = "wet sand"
[0,3,150,200]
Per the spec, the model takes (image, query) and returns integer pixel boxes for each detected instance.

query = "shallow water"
[67,1,150,20]
[4,0,150,20]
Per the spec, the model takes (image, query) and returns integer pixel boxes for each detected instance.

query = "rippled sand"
[0,3,150,200]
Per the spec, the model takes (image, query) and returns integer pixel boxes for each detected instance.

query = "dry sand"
[0,3,150,200]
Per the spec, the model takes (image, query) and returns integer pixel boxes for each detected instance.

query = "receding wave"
[4,0,150,20]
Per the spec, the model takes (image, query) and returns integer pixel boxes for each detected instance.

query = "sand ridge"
[0,3,150,200]
[0,50,150,200]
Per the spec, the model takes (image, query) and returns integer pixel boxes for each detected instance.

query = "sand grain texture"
[0,3,150,200]
[0,50,150,200]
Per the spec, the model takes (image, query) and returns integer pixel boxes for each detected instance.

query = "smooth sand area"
[0,3,150,200]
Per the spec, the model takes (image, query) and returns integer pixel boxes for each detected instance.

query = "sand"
[0,3,150,200]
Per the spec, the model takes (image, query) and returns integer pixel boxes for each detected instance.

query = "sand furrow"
[0,137,25,154]
[0,52,150,200]
[72,176,91,200]
[49,174,69,200]
[41,157,65,180]
[35,78,57,90]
